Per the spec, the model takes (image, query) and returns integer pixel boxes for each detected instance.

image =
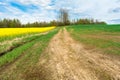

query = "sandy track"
[38,28,120,80]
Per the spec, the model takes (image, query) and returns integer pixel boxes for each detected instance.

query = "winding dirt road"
[38,28,120,80]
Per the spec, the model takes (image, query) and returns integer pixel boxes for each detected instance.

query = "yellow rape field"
[0,26,55,37]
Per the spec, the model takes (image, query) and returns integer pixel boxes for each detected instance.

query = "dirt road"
[38,28,120,80]
[0,28,120,80]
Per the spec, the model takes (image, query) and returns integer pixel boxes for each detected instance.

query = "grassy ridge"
[0,32,39,42]
[0,33,43,54]
[67,24,120,55]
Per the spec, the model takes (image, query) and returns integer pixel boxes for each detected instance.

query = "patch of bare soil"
[80,34,120,42]
[37,28,120,80]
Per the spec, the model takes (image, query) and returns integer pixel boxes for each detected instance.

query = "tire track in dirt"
[38,28,120,80]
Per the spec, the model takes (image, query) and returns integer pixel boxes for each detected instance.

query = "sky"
[0,0,120,24]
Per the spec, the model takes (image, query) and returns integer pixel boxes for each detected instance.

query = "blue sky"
[0,0,120,24]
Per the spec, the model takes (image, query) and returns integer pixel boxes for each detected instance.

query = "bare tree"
[58,8,70,25]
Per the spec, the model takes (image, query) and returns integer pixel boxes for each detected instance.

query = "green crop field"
[67,24,120,55]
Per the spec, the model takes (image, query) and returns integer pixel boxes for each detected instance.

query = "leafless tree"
[58,8,70,25]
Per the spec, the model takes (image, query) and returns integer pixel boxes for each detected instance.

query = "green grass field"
[67,24,120,55]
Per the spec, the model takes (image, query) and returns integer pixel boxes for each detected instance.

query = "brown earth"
[0,28,120,80]
[79,34,120,42]
[37,28,120,80]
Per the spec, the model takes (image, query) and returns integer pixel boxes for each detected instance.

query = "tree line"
[0,9,106,28]
[0,18,106,28]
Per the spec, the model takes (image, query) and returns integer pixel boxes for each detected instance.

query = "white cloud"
[0,0,120,24]
[16,0,51,7]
